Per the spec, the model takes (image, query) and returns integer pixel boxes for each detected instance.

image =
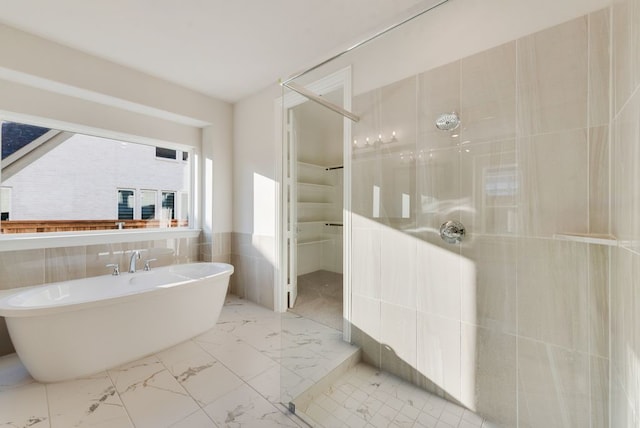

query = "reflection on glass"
[162,191,175,220]
[0,187,11,220]
[373,185,380,218]
[402,193,410,218]
[117,189,135,220]
[0,120,191,233]
[141,190,156,220]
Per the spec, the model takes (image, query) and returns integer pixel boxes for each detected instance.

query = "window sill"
[0,228,201,252]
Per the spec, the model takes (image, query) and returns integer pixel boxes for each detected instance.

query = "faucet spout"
[128,250,141,273]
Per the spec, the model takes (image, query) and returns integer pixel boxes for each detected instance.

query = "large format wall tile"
[589,8,611,127]
[352,226,381,299]
[416,146,461,247]
[517,129,589,237]
[418,61,461,149]
[229,232,275,310]
[517,16,588,136]
[44,246,87,283]
[461,42,516,144]
[416,311,461,401]
[589,126,610,234]
[459,139,517,236]
[591,356,609,428]
[612,89,640,250]
[517,338,590,428]
[380,228,416,308]
[0,249,45,289]
[380,75,417,146]
[416,240,460,320]
[610,247,633,392]
[460,324,516,428]
[613,0,640,114]
[517,238,589,352]
[589,244,609,358]
[460,236,516,334]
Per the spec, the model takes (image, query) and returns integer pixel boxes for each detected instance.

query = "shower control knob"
[440,220,465,244]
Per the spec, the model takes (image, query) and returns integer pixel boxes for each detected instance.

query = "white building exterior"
[1,131,190,222]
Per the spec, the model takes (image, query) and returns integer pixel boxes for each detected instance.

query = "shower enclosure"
[277,0,637,426]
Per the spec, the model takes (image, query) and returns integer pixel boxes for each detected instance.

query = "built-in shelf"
[298,182,333,189]
[297,161,326,169]
[298,238,333,245]
[553,233,617,246]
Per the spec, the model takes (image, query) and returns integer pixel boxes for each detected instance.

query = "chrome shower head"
[435,112,460,131]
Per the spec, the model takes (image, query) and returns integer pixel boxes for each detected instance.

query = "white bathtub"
[0,262,233,382]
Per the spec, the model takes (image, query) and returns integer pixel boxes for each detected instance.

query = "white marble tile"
[197,339,277,381]
[203,383,300,428]
[0,353,35,391]
[0,383,49,428]
[47,373,132,428]
[169,409,217,428]
[108,356,199,428]
[227,320,282,355]
[157,340,244,407]
[246,364,304,405]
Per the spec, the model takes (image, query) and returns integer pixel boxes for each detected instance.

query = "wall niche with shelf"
[296,160,343,275]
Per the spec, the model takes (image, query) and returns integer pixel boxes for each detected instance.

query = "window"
[0,187,10,220]
[0,120,192,234]
[162,191,175,220]
[140,190,157,220]
[155,147,177,160]
[117,189,135,220]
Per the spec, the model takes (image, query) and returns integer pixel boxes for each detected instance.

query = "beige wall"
[610,0,640,425]
[0,24,234,353]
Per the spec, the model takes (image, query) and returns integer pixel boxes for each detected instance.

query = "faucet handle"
[144,259,158,271]
[105,263,120,276]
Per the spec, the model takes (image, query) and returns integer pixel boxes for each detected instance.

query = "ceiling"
[0,0,443,103]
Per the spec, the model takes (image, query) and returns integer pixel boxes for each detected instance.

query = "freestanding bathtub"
[0,262,233,383]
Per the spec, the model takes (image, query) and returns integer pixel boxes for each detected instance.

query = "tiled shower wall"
[0,235,206,356]
[610,0,640,425]
[350,8,611,428]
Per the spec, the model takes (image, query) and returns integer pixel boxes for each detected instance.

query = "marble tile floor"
[0,294,357,428]
[289,270,343,331]
[0,294,489,428]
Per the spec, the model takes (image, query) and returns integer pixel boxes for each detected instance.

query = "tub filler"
[0,262,233,382]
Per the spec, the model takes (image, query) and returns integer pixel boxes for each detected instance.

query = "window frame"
[0,115,201,252]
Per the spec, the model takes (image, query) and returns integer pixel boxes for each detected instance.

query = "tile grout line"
[153,343,220,427]
[104,368,137,428]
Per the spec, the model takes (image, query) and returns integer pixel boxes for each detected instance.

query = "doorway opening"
[287,91,344,330]
[277,68,353,338]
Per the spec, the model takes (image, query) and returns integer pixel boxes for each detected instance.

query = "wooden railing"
[0,219,189,234]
